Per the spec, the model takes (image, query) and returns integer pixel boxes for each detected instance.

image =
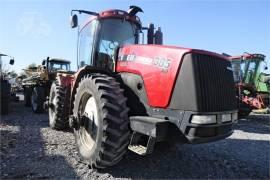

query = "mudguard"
[68,66,112,115]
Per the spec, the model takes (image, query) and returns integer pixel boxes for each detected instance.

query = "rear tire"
[49,80,70,130]
[73,73,130,168]
[31,86,45,113]
[1,98,9,115]
[238,103,251,118]
[24,87,32,107]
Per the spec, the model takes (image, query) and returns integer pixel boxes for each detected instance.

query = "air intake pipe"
[154,27,163,45]
[147,23,155,44]
[147,23,163,45]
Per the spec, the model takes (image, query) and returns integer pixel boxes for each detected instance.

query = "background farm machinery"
[22,57,72,113]
[0,53,15,115]
[230,53,270,115]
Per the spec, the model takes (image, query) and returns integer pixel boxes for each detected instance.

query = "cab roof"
[49,58,71,64]
[230,53,265,61]
[81,9,141,30]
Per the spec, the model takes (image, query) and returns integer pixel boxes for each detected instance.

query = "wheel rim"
[78,92,98,151]
[31,90,38,110]
[49,90,56,124]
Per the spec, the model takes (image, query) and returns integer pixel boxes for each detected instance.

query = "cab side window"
[78,20,97,67]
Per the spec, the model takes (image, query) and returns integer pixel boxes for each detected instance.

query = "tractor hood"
[117,44,236,111]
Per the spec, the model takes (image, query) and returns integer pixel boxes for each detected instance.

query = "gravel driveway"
[1,101,269,179]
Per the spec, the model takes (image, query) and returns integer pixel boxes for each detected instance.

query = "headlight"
[191,115,216,124]
[232,112,238,122]
[221,114,232,122]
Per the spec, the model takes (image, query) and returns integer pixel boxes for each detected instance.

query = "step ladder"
[128,116,169,155]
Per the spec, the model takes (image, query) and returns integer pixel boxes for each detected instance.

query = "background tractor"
[22,57,71,113]
[0,53,15,115]
[48,6,238,168]
[229,53,270,115]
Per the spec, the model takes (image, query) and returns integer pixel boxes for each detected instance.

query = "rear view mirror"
[42,60,46,65]
[9,59,14,65]
[70,14,78,28]
[80,61,85,67]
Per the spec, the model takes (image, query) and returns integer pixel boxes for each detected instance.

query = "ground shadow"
[235,114,270,134]
[2,102,269,179]
[102,137,269,179]
[102,115,270,179]
[0,102,78,179]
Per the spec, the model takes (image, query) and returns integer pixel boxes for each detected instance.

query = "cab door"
[78,20,98,68]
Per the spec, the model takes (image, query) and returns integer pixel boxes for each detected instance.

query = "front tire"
[49,80,70,130]
[31,86,45,113]
[1,80,10,115]
[238,103,251,118]
[73,74,130,168]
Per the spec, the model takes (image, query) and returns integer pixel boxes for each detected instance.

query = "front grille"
[193,53,237,111]
[169,53,237,112]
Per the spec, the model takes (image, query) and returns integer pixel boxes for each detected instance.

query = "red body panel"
[116,45,228,108]
[56,73,74,88]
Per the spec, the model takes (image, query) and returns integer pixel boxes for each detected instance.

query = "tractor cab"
[71,9,141,71]
[70,7,162,71]
[230,53,268,92]
[42,58,71,72]
[48,59,71,72]
[41,57,71,81]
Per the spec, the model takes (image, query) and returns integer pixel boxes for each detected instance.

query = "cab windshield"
[244,60,261,83]
[96,19,139,69]
[231,60,243,82]
[50,62,70,71]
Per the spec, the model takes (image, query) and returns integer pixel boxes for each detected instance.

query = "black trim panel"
[169,53,237,112]
[118,73,149,116]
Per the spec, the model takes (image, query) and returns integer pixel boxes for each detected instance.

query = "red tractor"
[48,6,238,168]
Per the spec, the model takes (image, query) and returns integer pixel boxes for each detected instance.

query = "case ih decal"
[119,52,171,72]
[153,57,171,72]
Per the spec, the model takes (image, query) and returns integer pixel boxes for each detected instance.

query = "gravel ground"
[0,101,269,179]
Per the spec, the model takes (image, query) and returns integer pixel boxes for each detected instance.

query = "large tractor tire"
[31,86,45,113]
[259,93,270,108]
[238,103,252,118]
[1,80,10,115]
[24,87,32,107]
[72,74,130,168]
[1,98,9,115]
[49,80,70,130]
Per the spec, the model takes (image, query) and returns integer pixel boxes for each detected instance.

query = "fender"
[56,72,74,88]
[69,65,113,116]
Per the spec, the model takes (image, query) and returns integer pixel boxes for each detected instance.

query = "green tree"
[28,63,37,68]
